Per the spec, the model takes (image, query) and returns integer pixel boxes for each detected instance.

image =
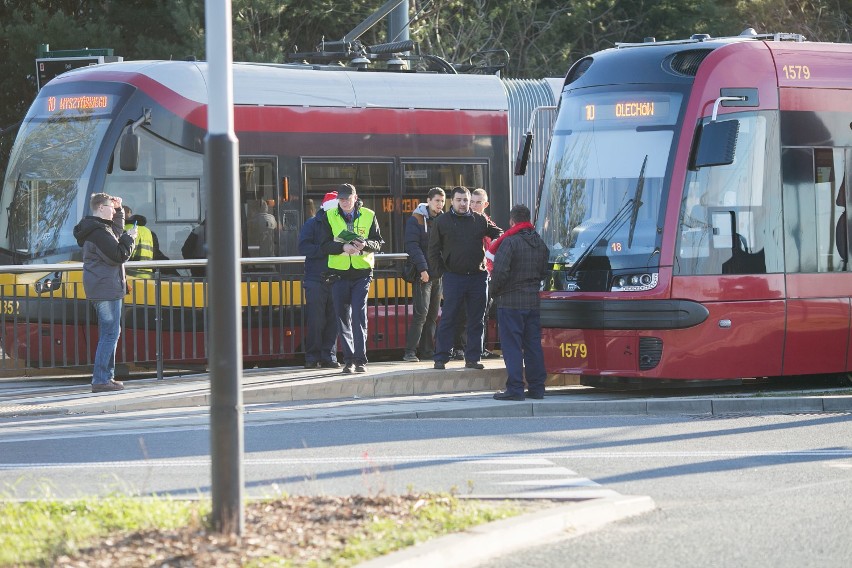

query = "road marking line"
[495,478,601,487]
[482,467,579,476]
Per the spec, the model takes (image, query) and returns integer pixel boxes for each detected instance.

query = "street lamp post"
[205,0,245,535]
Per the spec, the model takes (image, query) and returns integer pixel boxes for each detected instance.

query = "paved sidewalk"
[2,359,851,419]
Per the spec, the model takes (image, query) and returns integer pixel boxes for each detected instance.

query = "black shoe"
[493,390,524,401]
[354,364,366,373]
[465,361,485,370]
[319,360,340,369]
[452,349,465,360]
[342,364,354,374]
[434,361,446,370]
[304,361,319,369]
[482,349,502,359]
[526,391,545,400]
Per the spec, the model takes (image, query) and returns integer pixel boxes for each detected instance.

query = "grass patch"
[0,494,522,567]
[0,495,207,566]
[337,496,521,565]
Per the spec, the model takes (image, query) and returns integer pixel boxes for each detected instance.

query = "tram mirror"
[120,131,140,172]
[514,132,533,175]
[694,120,739,168]
[34,271,62,294]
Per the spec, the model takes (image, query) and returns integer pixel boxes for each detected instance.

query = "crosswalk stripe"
[495,478,601,487]
[482,467,578,476]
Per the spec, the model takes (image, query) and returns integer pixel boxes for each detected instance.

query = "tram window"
[155,180,200,222]
[104,129,203,262]
[403,163,488,202]
[240,158,285,261]
[675,113,782,275]
[782,147,847,273]
[304,162,394,251]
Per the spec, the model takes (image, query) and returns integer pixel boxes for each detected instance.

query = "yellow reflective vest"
[125,223,154,276]
[326,207,376,271]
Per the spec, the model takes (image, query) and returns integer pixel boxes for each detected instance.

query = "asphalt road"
[2,404,852,566]
[480,412,852,568]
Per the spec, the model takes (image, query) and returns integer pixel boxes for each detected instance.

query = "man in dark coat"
[402,187,445,362]
[298,191,340,369]
[428,186,502,369]
[73,193,136,392]
[489,204,550,400]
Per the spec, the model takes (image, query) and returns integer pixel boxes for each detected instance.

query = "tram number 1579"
[559,342,587,359]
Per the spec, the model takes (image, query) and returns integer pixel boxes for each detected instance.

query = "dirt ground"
[52,495,425,567]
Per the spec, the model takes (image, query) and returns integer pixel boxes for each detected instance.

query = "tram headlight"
[611,272,658,292]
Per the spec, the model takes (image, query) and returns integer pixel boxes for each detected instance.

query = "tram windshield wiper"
[565,155,649,278]
[627,155,648,248]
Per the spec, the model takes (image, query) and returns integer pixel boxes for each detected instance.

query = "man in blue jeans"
[488,204,550,400]
[73,193,136,392]
[320,184,384,374]
[428,186,502,370]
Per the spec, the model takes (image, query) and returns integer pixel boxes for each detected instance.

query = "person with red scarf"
[488,204,550,400]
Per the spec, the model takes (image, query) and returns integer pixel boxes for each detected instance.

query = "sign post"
[35,46,122,90]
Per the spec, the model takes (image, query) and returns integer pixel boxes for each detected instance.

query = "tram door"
[239,157,298,265]
[781,147,851,375]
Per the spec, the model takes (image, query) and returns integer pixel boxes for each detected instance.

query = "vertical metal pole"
[206,0,244,535]
[155,269,164,380]
[388,0,410,44]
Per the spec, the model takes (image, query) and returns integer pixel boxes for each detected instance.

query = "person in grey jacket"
[73,193,137,392]
[402,187,445,362]
[488,204,550,401]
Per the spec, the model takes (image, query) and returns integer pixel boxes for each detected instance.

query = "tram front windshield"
[536,89,682,289]
[0,105,110,262]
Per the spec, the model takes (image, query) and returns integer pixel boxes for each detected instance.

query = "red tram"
[0,59,559,369]
[528,30,852,386]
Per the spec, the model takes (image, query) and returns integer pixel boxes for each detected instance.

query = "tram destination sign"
[44,94,113,115]
[582,99,671,121]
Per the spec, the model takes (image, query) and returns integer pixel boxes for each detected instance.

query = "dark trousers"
[434,272,488,364]
[303,279,338,364]
[405,277,442,357]
[332,275,371,365]
[497,307,547,396]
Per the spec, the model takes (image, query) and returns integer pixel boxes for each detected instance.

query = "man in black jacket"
[489,204,550,400]
[428,186,502,369]
[73,193,137,392]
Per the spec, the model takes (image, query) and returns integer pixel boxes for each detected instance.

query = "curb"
[3,362,852,418]
[356,494,655,568]
[377,395,852,420]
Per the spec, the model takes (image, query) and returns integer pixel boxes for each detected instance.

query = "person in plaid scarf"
[489,204,550,400]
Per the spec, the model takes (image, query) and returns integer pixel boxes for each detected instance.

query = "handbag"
[400,260,420,283]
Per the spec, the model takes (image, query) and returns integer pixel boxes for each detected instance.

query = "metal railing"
[0,253,418,378]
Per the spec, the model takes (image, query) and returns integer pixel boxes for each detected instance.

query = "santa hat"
[321,191,338,211]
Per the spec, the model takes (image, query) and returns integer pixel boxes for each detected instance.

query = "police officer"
[320,183,384,374]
